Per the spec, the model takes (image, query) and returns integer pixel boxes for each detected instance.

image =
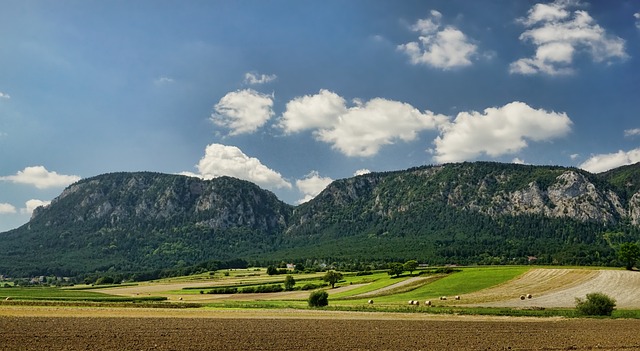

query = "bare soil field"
[462,269,640,309]
[2,310,640,351]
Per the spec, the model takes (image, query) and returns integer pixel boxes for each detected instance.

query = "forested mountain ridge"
[1,172,292,276]
[1,163,639,276]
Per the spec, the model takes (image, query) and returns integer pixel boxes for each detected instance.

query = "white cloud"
[0,203,17,214]
[579,148,640,173]
[279,90,347,134]
[624,128,640,137]
[0,166,81,189]
[279,90,448,157]
[295,171,333,204]
[398,10,478,70]
[434,101,572,163]
[511,0,628,75]
[21,199,51,215]
[354,169,371,176]
[570,153,579,160]
[0,92,10,99]
[512,158,526,164]
[154,76,174,85]
[635,12,640,29]
[211,89,274,136]
[244,72,277,85]
[189,143,292,190]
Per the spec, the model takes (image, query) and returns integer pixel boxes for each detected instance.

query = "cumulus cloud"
[354,169,371,176]
[0,166,81,189]
[0,92,10,99]
[570,153,579,160]
[21,199,51,215]
[434,101,572,163]
[624,128,640,137]
[187,143,291,190]
[244,72,277,85]
[512,158,526,164]
[295,171,333,204]
[211,89,274,136]
[398,10,478,70]
[0,203,17,214]
[635,12,640,29]
[279,90,448,157]
[510,0,628,75]
[279,90,347,134]
[579,148,640,173]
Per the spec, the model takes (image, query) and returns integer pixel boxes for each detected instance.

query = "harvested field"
[2,309,640,351]
[463,269,640,309]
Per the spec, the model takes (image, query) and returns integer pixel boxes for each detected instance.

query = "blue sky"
[1,0,639,231]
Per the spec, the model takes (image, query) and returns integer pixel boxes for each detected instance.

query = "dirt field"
[2,309,640,351]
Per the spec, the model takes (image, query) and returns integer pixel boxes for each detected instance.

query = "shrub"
[301,282,328,290]
[575,292,616,316]
[308,290,329,307]
[207,287,238,294]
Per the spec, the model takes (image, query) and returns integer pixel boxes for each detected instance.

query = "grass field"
[4,265,640,318]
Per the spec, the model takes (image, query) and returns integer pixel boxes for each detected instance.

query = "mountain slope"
[278,162,638,264]
[0,172,292,276]
[1,163,639,277]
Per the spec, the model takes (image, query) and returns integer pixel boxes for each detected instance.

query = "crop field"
[3,266,640,350]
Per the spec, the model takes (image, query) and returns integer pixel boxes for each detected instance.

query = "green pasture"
[331,266,530,305]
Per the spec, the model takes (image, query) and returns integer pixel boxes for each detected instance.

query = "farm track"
[2,309,640,351]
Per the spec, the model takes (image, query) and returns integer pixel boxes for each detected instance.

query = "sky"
[1,0,639,232]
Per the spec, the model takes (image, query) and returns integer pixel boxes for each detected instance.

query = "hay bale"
[408,300,414,305]
[425,300,432,306]
[454,295,461,300]
[520,295,526,300]
[526,294,532,299]
[440,296,447,301]
[5,297,11,301]
[368,299,374,304]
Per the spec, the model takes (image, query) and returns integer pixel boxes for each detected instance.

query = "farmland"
[3,266,640,350]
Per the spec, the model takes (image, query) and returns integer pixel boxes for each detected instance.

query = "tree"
[308,290,328,307]
[323,270,343,288]
[284,275,296,291]
[618,242,640,270]
[266,265,277,275]
[575,292,616,316]
[387,262,404,277]
[404,260,418,275]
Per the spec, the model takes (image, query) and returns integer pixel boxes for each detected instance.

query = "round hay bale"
[408,300,414,305]
[414,300,419,306]
[520,295,526,300]
[454,295,461,300]
[526,294,532,299]
[440,296,447,301]
[5,297,11,301]
[368,299,374,304]
[425,300,431,306]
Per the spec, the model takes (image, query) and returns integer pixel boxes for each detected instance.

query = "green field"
[3,266,640,319]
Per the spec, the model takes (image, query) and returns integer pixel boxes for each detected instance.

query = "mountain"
[0,172,292,276]
[1,163,639,277]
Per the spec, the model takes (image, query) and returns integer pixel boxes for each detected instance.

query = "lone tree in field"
[404,260,418,275]
[618,242,640,270]
[323,270,343,288]
[388,262,404,277]
[284,275,296,291]
[308,290,328,307]
[575,292,616,316]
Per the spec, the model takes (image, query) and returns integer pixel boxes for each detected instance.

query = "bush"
[308,290,329,307]
[575,292,616,316]
[207,287,238,294]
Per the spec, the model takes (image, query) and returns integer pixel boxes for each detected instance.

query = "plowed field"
[2,312,640,351]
